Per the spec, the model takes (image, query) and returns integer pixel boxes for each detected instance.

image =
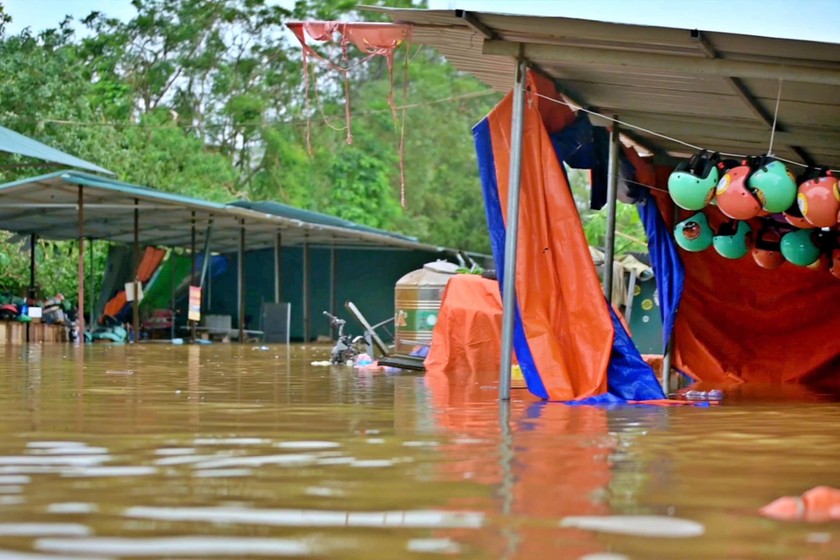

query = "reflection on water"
[0,343,839,559]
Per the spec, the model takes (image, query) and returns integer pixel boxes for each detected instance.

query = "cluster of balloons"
[668,151,840,277]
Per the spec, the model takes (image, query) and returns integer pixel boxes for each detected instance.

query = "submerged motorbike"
[323,311,363,365]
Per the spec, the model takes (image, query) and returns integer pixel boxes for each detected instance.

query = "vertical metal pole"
[198,219,214,323]
[170,248,176,340]
[238,220,246,343]
[661,337,673,396]
[604,120,620,304]
[274,231,282,303]
[198,220,214,288]
[133,199,140,343]
[302,236,310,343]
[329,241,336,340]
[499,56,527,402]
[29,233,36,298]
[27,233,36,343]
[190,212,196,341]
[89,238,94,331]
[77,187,85,344]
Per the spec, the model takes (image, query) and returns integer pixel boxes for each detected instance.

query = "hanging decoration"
[287,21,412,206]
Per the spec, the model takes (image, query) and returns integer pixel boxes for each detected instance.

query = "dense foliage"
[0,0,645,302]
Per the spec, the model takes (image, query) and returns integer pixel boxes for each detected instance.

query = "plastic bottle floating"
[669,390,724,401]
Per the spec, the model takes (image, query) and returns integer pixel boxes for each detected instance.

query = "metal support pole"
[329,242,336,340]
[170,248,176,340]
[27,233,36,343]
[29,234,36,298]
[604,120,620,304]
[661,337,673,396]
[238,220,245,344]
[77,188,85,344]
[198,220,214,322]
[190,212,196,341]
[302,236,310,343]
[274,232,282,303]
[89,238,94,331]
[133,199,140,343]
[198,220,214,288]
[499,56,527,402]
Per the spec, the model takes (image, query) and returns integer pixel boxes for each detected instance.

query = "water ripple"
[125,506,485,528]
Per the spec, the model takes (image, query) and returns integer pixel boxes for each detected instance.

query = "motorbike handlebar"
[323,311,345,325]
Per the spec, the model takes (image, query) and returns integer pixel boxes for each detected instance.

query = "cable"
[768,79,783,156]
[532,90,839,173]
[0,90,498,131]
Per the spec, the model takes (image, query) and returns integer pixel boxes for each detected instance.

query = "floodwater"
[0,344,839,559]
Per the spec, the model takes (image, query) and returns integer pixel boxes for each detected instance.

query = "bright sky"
[4,0,840,44]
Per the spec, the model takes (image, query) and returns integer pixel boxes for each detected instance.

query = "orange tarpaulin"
[425,274,509,382]
[650,183,840,383]
[137,247,166,283]
[484,71,614,400]
[100,247,167,323]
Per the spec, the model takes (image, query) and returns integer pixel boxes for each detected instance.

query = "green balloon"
[780,229,820,266]
[748,160,797,213]
[713,221,751,259]
[668,166,719,211]
[674,212,713,252]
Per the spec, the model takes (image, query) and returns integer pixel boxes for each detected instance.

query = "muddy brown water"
[0,343,839,559]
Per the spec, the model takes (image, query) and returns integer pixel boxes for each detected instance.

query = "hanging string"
[532,90,821,171]
[398,38,410,208]
[767,78,783,156]
[533,92,705,152]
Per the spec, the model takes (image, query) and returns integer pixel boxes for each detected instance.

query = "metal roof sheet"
[230,200,418,243]
[0,171,444,254]
[369,7,840,169]
[0,125,114,175]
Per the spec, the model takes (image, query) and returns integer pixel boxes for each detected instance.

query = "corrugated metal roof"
[0,125,114,175]
[0,171,445,254]
[368,7,840,169]
[230,200,418,243]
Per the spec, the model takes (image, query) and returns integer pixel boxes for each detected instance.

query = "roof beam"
[692,31,811,165]
[483,41,840,85]
[615,116,840,150]
[455,10,496,40]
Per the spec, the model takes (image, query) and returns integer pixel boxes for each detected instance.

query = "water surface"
[0,343,839,559]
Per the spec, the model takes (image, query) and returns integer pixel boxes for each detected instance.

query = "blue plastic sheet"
[637,192,685,350]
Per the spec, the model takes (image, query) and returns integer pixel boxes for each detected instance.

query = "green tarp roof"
[0,125,114,175]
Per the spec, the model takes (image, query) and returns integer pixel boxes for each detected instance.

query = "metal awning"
[0,125,114,175]
[367,7,840,169]
[0,171,445,253]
